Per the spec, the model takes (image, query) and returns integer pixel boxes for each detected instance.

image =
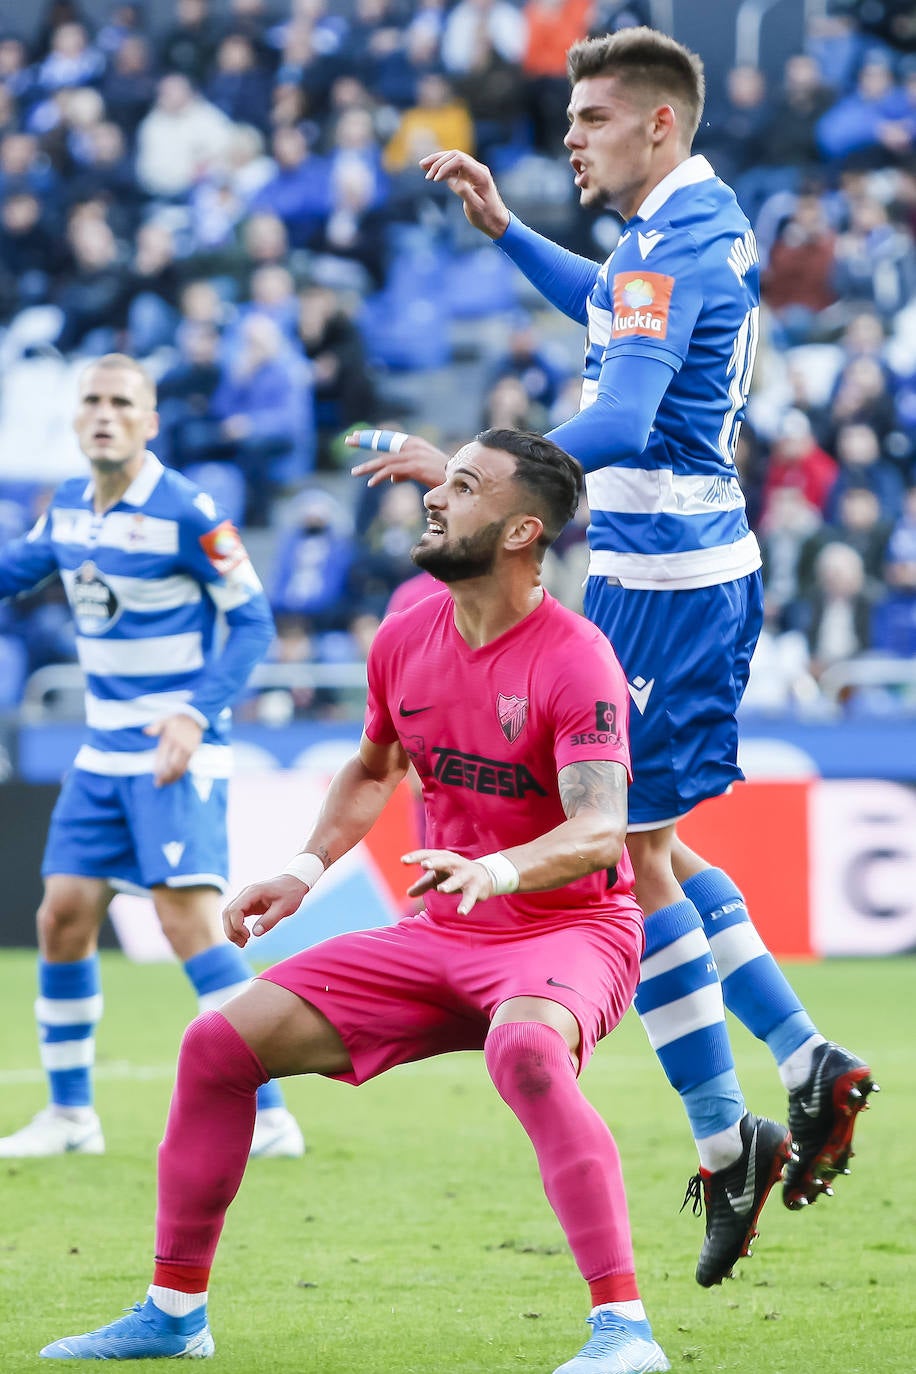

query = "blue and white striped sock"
[683,869,823,1089]
[38,956,103,1109]
[635,900,745,1171]
[183,944,285,1112]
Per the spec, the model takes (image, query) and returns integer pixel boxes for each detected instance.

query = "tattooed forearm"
[559,760,629,819]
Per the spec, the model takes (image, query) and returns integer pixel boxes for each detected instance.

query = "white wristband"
[475,851,520,896]
[281,853,326,889]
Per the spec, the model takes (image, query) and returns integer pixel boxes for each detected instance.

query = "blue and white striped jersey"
[0,452,274,777]
[581,156,760,589]
[500,155,762,590]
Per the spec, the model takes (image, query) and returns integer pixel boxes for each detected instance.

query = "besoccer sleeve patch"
[199,520,249,576]
[611,271,675,341]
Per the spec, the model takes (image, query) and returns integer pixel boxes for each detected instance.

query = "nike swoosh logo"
[726,1124,758,1212]
[546,977,581,995]
[399,704,432,717]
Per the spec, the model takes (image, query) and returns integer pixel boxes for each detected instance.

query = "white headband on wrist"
[281,852,326,889]
[476,851,520,896]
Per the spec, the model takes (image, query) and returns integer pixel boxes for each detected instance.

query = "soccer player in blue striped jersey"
[0,354,304,1161]
[350,28,875,1291]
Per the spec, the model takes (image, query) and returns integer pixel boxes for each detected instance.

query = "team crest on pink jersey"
[497,693,528,743]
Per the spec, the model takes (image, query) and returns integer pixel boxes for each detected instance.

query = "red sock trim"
[588,1272,640,1306]
[153,1260,211,1294]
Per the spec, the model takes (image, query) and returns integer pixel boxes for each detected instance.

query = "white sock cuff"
[591,1299,646,1322]
[779,1033,827,1091]
[148,1285,208,1317]
[696,1118,744,1173]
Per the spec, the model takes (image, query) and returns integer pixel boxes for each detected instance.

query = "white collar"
[82,451,165,507]
[635,154,716,223]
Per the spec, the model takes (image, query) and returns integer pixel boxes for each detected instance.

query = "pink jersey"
[366,588,637,933]
[385,571,440,617]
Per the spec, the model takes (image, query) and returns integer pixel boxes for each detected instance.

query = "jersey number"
[718,306,759,465]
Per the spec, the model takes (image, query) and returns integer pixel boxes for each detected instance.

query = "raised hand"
[419,150,510,239]
[347,430,448,488]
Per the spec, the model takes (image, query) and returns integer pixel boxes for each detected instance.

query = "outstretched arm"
[404,758,629,915]
[223,732,409,946]
[420,148,511,239]
[420,149,601,324]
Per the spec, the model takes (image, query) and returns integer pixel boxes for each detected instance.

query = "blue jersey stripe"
[589,507,751,557]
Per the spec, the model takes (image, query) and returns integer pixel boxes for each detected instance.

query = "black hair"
[476,427,583,550]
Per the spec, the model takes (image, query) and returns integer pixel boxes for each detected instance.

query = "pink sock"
[155,1011,268,1274]
[484,1022,636,1283]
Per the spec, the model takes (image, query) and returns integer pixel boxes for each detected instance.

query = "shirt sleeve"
[363,622,399,746]
[496,214,601,325]
[0,512,60,599]
[547,351,674,474]
[178,501,275,727]
[547,628,632,779]
[179,499,262,602]
[601,230,704,370]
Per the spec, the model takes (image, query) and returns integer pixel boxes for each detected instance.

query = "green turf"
[0,949,909,1372]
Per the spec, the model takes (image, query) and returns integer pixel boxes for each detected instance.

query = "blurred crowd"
[0,0,915,718]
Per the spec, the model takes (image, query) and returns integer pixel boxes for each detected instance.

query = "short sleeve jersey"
[365,588,636,932]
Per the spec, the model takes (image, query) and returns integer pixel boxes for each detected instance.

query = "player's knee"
[156,905,187,952]
[153,888,222,959]
[36,895,94,958]
[178,1011,243,1085]
[628,830,673,876]
[484,1023,560,1101]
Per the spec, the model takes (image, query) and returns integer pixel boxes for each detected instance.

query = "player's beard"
[89,453,133,475]
[411,519,504,583]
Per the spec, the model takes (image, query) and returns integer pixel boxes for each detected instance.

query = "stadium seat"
[443,247,520,319]
[359,291,451,371]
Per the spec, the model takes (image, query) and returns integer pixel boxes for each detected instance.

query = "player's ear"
[145,410,160,441]
[651,103,677,144]
[504,514,544,553]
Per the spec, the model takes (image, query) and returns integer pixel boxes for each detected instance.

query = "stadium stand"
[0,0,914,725]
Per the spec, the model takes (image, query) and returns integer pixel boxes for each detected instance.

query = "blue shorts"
[583,571,763,828]
[42,768,229,893]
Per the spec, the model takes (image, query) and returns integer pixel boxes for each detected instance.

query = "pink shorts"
[260,908,643,1085]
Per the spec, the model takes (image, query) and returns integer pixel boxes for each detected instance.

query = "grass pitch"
[0,949,910,1373]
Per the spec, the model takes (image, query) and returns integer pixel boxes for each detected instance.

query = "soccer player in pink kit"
[40,429,671,1373]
